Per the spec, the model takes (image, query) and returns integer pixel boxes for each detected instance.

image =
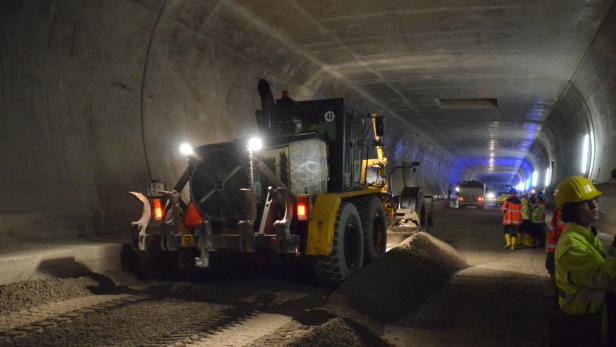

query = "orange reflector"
[152,198,164,221]
[183,202,203,228]
[297,195,309,221]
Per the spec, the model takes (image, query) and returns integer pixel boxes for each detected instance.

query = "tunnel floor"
[0,206,553,346]
[384,207,551,347]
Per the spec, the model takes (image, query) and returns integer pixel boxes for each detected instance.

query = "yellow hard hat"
[555,176,602,209]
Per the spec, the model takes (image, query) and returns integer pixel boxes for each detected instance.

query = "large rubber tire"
[314,202,364,285]
[360,196,387,262]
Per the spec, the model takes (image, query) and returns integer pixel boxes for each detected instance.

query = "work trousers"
[549,311,601,347]
[549,296,616,347]
[503,224,518,236]
[608,293,616,347]
[530,223,546,247]
[520,219,531,234]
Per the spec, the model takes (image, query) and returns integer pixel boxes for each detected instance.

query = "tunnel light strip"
[589,128,596,178]
[531,170,538,188]
[581,134,589,174]
[545,167,551,188]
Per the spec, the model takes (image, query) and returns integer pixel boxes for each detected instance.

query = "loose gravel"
[0,232,469,346]
[327,232,467,323]
[0,277,100,315]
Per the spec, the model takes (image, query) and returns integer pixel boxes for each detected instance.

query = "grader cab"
[129,80,425,284]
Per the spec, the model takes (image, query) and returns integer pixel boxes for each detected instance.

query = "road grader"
[129,80,427,284]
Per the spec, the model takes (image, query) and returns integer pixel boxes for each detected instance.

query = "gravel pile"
[0,277,100,315]
[0,232,468,346]
[250,232,467,347]
[397,232,467,276]
[326,232,467,323]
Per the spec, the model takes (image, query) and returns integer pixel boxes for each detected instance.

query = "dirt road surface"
[0,206,553,346]
[384,207,551,347]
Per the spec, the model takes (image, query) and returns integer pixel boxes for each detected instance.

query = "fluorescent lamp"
[581,134,589,174]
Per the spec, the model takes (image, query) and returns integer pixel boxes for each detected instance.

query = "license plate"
[180,235,194,247]
[146,182,166,196]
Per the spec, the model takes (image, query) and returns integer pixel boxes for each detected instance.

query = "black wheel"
[315,202,364,285]
[360,196,387,262]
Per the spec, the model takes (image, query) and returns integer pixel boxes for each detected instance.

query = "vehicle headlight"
[247,137,264,151]
[179,143,194,156]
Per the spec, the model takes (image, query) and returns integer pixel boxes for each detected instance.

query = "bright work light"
[248,137,263,151]
[179,143,194,156]
[545,167,551,188]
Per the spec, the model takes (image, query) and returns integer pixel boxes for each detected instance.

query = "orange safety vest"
[501,197,522,225]
[546,209,566,253]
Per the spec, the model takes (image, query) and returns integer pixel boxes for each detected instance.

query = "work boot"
[510,236,517,250]
[524,234,534,247]
[504,233,511,249]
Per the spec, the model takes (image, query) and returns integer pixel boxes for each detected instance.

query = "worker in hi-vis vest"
[553,176,616,346]
[520,194,532,246]
[545,207,566,301]
[500,190,522,250]
[531,195,546,247]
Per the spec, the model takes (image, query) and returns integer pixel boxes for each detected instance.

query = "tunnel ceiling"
[232,0,613,183]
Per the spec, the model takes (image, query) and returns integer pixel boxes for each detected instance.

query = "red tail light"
[183,202,203,228]
[458,196,464,201]
[477,196,484,202]
[152,198,164,221]
[297,195,309,221]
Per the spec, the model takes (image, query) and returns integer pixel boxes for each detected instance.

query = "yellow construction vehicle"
[129,79,422,284]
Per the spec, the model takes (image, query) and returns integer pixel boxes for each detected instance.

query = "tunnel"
[1,1,616,346]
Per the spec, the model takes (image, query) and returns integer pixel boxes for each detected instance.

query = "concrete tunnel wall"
[0,0,454,242]
[535,4,616,188]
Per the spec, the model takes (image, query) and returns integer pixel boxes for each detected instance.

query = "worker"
[500,190,522,250]
[520,194,532,247]
[553,176,616,346]
[545,207,565,300]
[531,195,546,247]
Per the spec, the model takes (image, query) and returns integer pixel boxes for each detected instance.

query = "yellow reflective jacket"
[521,197,530,220]
[531,203,545,224]
[555,223,616,315]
